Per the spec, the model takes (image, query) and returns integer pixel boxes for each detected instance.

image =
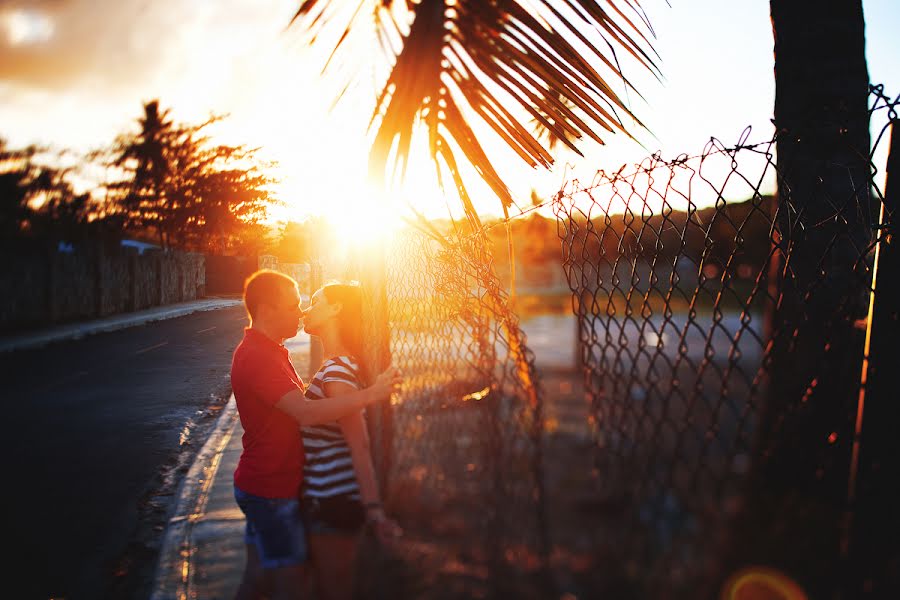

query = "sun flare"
[327,192,405,251]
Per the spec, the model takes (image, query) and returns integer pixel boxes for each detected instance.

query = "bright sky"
[1,0,898,230]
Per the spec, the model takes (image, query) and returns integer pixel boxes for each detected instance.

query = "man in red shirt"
[231,269,400,600]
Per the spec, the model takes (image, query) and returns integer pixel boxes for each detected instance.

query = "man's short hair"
[243,269,297,320]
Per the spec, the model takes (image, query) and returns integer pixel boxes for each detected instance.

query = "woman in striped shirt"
[300,282,401,600]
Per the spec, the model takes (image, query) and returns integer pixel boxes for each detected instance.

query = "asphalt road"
[3,305,248,600]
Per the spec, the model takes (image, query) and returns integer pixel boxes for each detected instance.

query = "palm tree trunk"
[724,1,873,597]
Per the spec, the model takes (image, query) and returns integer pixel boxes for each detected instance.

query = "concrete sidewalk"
[150,394,246,600]
[0,297,242,353]
[150,333,312,600]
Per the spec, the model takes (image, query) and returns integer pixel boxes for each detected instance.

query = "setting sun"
[322,185,406,252]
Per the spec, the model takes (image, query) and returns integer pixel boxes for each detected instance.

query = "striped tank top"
[301,355,361,500]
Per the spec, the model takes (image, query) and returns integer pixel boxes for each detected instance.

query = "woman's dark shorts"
[302,495,365,535]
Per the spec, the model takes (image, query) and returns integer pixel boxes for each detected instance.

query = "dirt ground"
[350,366,611,599]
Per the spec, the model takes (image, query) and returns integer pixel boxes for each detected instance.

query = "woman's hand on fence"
[367,508,403,546]
[372,366,403,400]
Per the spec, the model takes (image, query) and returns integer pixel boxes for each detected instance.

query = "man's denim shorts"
[234,486,308,568]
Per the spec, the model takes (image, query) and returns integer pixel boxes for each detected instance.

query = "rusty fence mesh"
[347,86,898,599]
[552,85,898,598]
[351,231,549,599]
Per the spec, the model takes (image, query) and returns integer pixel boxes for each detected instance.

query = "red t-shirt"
[231,328,305,498]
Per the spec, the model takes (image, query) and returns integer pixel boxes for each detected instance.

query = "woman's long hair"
[320,282,366,379]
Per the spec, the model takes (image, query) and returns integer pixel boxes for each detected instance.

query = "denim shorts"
[234,486,308,568]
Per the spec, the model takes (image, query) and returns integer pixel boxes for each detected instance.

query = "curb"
[150,394,239,600]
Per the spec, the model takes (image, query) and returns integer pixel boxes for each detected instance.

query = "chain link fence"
[335,86,898,599]
[553,86,898,598]
[347,233,549,599]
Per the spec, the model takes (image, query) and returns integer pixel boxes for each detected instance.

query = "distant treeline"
[1,100,278,256]
[472,196,775,275]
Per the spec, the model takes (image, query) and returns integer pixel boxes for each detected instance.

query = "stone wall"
[0,246,206,334]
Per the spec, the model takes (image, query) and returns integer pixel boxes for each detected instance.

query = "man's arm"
[274,366,400,426]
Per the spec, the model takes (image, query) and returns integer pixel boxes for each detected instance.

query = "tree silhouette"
[272,220,312,263]
[111,100,174,245]
[0,140,97,247]
[108,100,280,253]
[0,140,38,242]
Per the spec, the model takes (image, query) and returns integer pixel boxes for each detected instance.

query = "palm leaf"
[291,0,657,223]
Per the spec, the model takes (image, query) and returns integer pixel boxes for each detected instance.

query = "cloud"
[0,0,339,156]
[0,0,210,92]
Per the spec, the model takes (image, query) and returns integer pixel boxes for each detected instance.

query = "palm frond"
[291,0,657,222]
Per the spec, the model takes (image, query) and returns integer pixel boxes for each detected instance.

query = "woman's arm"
[325,381,382,509]
[326,379,402,540]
